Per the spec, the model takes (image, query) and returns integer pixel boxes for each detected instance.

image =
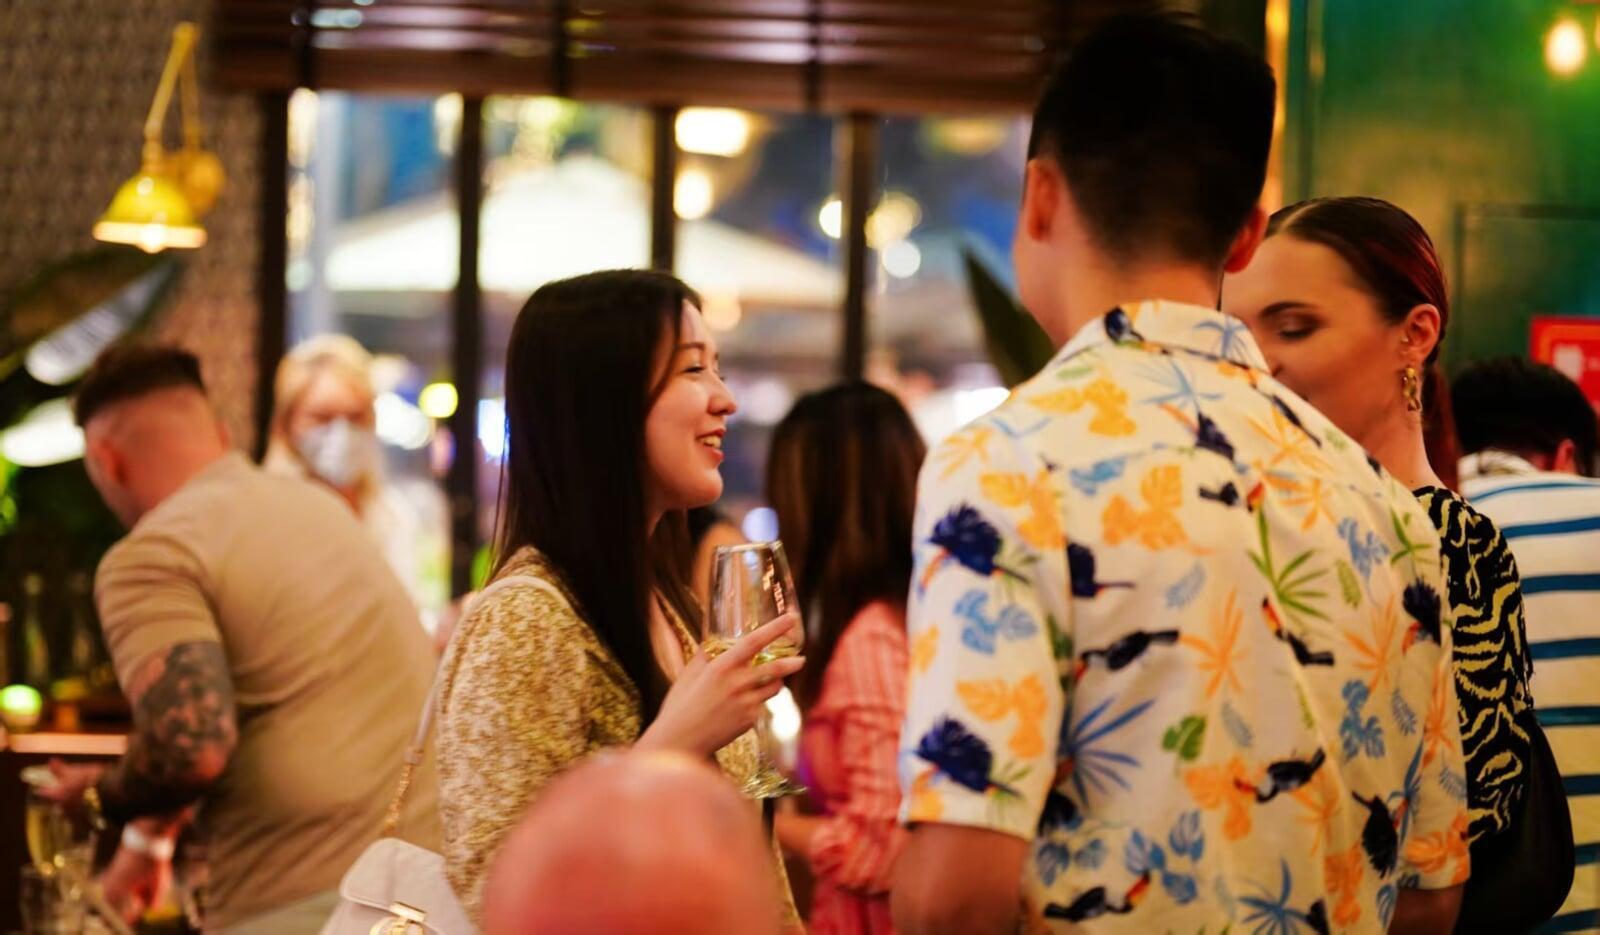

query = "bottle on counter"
[17,572,51,691]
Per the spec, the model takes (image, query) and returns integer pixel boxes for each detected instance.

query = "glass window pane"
[285,90,455,625]
[868,115,1028,444]
[476,98,654,545]
[678,111,840,529]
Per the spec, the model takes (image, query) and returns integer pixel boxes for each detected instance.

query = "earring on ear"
[1401,366,1423,414]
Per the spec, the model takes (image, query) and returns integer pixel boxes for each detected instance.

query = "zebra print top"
[1416,486,1535,843]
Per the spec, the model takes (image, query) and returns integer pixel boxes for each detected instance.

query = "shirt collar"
[1053,300,1272,373]
[1458,449,1542,483]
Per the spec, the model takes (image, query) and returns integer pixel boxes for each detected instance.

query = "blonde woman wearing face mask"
[264,335,450,632]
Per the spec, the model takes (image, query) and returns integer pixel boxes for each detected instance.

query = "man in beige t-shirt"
[45,344,440,933]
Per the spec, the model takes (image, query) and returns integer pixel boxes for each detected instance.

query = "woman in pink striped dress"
[767,383,927,934]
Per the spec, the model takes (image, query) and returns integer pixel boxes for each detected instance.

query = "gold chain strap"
[382,758,417,839]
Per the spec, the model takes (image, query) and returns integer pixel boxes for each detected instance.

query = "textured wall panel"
[0,0,264,446]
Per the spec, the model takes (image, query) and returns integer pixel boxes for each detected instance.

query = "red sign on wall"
[1530,316,1600,409]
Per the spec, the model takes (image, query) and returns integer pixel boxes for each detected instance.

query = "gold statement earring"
[1401,366,1423,414]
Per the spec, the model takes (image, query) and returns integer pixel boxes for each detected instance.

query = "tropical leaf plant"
[961,247,1053,388]
[1249,507,1329,632]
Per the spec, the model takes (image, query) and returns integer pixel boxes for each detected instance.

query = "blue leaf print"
[1391,690,1418,736]
[929,505,1003,577]
[1169,810,1206,862]
[1124,831,1167,876]
[1165,563,1207,609]
[1124,830,1151,876]
[914,717,999,794]
[1194,315,1251,361]
[1377,885,1398,929]
[1061,695,1156,805]
[1070,456,1127,497]
[1398,743,1425,841]
[1163,872,1200,905]
[1338,518,1390,582]
[1440,768,1467,801]
[1222,699,1255,749]
[955,590,1038,655]
[1339,680,1385,759]
[1074,839,1107,870]
[1240,859,1322,935]
[1141,358,1224,414]
[993,415,1050,439]
[1036,842,1071,886]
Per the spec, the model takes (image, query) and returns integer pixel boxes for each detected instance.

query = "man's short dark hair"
[73,343,207,426]
[1028,13,1276,269]
[1452,356,1598,477]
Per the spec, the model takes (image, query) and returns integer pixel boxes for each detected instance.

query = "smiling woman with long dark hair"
[434,270,803,925]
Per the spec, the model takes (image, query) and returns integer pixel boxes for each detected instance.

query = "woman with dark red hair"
[1225,196,1567,931]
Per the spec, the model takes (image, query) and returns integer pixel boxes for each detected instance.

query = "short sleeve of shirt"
[96,530,223,689]
[898,421,1070,841]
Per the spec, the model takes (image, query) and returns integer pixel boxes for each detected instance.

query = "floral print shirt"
[899,301,1471,932]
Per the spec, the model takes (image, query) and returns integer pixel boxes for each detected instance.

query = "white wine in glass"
[708,541,806,798]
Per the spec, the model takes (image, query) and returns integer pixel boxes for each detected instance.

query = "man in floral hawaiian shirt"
[892,15,1471,934]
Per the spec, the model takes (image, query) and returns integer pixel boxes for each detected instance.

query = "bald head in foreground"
[482,752,782,935]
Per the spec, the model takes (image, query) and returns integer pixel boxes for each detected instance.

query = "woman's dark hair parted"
[494,269,703,721]
[1266,196,1461,487]
[766,383,926,709]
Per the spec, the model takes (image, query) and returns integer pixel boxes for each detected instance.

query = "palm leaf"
[0,247,182,428]
[961,246,1054,388]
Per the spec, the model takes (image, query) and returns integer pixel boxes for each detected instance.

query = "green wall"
[1284,0,1600,369]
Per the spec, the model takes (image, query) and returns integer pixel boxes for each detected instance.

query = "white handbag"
[320,575,549,935]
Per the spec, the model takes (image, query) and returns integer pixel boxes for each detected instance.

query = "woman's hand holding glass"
[638,613,804,758]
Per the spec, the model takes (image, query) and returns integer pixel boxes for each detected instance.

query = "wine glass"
[20,766,94,929]
[708,541,806,798]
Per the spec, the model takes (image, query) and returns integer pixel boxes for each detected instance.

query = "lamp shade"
[92,170,206,253]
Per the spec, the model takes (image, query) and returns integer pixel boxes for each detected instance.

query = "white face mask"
[295,418,379,490]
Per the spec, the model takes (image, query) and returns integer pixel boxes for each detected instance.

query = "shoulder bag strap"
[381,573,574,837]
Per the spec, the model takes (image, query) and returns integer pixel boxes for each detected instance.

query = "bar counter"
[1,728,127,932]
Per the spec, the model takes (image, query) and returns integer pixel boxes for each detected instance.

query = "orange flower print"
[957,675,1049,759]
[1280,476,1336,531]
[1402,812,1470,886]
[1184,756,1256,841]
[1345,594,1400,694]
[979,470,1065,550]
[1422,657,1457,768]
[1324,842,1365,927]
[936,424,995,480]
[1028,377,1137,437]
[1103,464,1197,552]
[1291,763,1343,855]
[911,626,939,675]
[1247,404,1331,475]
[1181,588,1247,698]
[907,769,943,822]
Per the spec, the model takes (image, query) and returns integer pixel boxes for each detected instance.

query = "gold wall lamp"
[93,22,225,254]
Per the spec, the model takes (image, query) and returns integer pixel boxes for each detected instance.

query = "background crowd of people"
[26,11,1600,935]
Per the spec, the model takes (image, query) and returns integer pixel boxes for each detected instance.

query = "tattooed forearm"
[97,641,238,823]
